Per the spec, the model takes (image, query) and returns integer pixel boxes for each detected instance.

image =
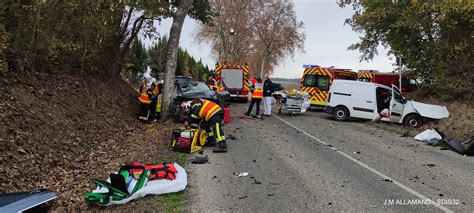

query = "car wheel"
[333,106,349,121]
[404,114,422,128]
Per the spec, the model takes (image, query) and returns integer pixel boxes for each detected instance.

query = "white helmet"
[181,101,192,111]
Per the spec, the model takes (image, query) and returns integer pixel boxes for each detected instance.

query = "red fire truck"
[300,65,357,108]
[357,70,417,93]
[214,62,251,102]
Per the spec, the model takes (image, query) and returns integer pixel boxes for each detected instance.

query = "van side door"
[389,86,405,123]
[350,84,376,119]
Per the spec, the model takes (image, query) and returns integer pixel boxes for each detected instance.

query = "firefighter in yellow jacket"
[183,99,227,153]
[244,78,263,117]
[138,81,153,122]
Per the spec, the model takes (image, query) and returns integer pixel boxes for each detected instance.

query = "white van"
[325,80,449,127]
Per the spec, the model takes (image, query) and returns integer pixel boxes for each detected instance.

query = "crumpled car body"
[172,81,230,122]
[410,101,449,119]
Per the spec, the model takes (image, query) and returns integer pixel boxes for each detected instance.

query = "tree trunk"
[162,0,194,120]
[259,55,268,79]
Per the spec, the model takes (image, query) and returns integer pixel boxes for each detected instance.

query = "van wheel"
[333,106,349,121]
[404,114,422,128]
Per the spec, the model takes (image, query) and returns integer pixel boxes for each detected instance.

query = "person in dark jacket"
[262,75,275,116]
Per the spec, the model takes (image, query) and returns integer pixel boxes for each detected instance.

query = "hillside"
[0,71,181,209]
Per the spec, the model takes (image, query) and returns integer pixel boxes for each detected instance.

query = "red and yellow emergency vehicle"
[357,70,417,93]
[300,65,357,107]
[214,62,251,102]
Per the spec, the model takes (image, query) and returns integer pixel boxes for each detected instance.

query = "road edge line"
[273,114,453,213]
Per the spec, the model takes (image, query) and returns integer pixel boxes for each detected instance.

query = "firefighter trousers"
[200,113,226,145]
[139,103,150,121]
[246,99,261,115]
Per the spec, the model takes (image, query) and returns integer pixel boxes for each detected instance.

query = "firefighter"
[139,80,147,93]
[251,76,257,86]
[138,82,153,122]
[149,82,160,121]
[209,76,218,91]
[244,78,263,117]
[182,99,227,153]
[217,79,226,92]
[155,83,163,119]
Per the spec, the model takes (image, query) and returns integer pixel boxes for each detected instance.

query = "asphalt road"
[186,103,473,212]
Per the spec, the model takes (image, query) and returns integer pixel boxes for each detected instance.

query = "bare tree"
[252,0,305,78]
[162,0,195,119]
[196,0,305,77]
[196,0,254,62]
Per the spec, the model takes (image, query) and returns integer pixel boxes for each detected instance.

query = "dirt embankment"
[0,71,181,209]
[407,95,473,140]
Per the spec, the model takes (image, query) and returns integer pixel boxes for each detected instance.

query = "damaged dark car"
[172,81,230,122]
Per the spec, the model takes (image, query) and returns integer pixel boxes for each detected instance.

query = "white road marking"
[273,114,453,213]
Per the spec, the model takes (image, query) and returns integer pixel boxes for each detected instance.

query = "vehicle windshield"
[303,74,330,91]
[180,82,211,93]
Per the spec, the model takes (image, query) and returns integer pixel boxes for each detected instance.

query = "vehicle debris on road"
[191,155,209,164]
[415,129,473,156]
[235,172,249,177]
[414,129,444,142]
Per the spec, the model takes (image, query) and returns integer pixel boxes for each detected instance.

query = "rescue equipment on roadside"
[128,161,178,180]
[171,127,205,153]
[85,162,187,206]
[224,107,231,123]
[85,164,150,206]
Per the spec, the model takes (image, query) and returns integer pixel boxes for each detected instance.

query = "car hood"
[180,90,216,99]
[408,101,449,119]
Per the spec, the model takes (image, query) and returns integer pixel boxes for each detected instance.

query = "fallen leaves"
[17,147,27,154]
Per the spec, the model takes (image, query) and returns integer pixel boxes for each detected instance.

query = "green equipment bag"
[85,165,150,206]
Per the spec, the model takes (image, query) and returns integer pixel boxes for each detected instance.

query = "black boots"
[213,141,227,153]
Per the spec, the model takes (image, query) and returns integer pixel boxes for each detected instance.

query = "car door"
[389,86,404,123]
[350,84,376,119]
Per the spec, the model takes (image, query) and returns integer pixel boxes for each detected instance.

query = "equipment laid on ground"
[272,90,310,115]
[85,162,186,206]
[171,127,207,153]
[224,107,231,123]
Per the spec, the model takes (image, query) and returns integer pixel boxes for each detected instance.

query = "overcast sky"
[145,0,396,79]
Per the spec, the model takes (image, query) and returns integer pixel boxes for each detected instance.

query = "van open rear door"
[389,86,404,123]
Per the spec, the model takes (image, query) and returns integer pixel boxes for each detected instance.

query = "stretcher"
[272,90,310,115]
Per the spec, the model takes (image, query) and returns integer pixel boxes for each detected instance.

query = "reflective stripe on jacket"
[156,95,162,112]
[252,83,263,99]
[198,99,222,121]
[139,86,152,104]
